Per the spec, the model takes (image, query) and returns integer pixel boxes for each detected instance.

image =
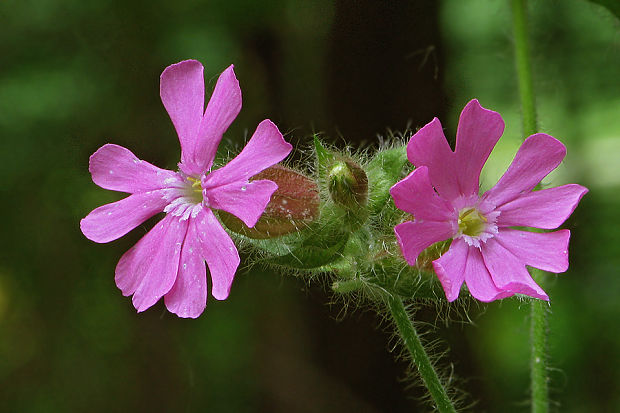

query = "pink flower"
[390,99,587,302]
[81,60,292,317]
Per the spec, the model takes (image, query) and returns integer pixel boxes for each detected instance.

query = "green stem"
[511,0,537,136]
[530,269,549,413]
[386,295,456,413]
[511,1,549,412]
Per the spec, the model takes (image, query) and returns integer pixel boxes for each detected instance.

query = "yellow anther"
[186,176,203,194]
[458,207,487,237]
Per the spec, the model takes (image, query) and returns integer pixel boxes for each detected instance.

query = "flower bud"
[328,158,368,209]
[219,165,320,239]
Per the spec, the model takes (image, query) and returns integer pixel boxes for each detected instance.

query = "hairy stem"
[530,269,550,413]
[511,0,537,136]
[511,1,549,412]
[387,295,456,413]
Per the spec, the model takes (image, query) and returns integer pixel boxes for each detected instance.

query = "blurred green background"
[1,0,618,411]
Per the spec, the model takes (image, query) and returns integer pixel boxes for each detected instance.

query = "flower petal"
[483,133,566,207]
[494,229,570,273]
[206,179,278,228]
[481,238,549,300]
[406,117,460,201]
[80,189,170,243]
[191,65,242,174]
[164,218,207,318]
[463,247,514,302]
[390,166,455,222]
[204,119,292,187]
[160,60,205,172]
[496,184,588,229]
[114,214,188,312]
[454,99,504,198]
[115,218,167,297]
[432,239,468,301]
[89,144,181,193]
[195,208,240,300]
[394,220,455,266]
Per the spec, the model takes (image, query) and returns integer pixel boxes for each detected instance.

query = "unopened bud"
[219,165,320,239]
[328,158,368,208]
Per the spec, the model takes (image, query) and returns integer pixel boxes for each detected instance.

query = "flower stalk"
[512,0,537,137]
[511,1,549,411]
[386,294,456,413]
[530,286,549,413]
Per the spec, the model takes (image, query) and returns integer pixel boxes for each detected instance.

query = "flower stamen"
[187,176,203,194]
[458,207,487,237]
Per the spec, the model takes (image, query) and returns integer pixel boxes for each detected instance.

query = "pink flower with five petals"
[390,99,587,302]
[81,60,292,317]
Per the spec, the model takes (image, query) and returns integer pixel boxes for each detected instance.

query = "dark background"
[1,0,619,412]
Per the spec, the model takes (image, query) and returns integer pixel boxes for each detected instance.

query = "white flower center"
[454,202,499,248]
[162,174,206,220]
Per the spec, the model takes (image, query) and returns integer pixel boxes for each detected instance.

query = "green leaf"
[265,231,349,269]
[366,145,410,214]
[587,0,620,21]
[367,145,408,180]
[314,135,334,181]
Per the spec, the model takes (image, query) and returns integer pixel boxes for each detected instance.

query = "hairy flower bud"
[219,165,320,239]
[328,158,368,208]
